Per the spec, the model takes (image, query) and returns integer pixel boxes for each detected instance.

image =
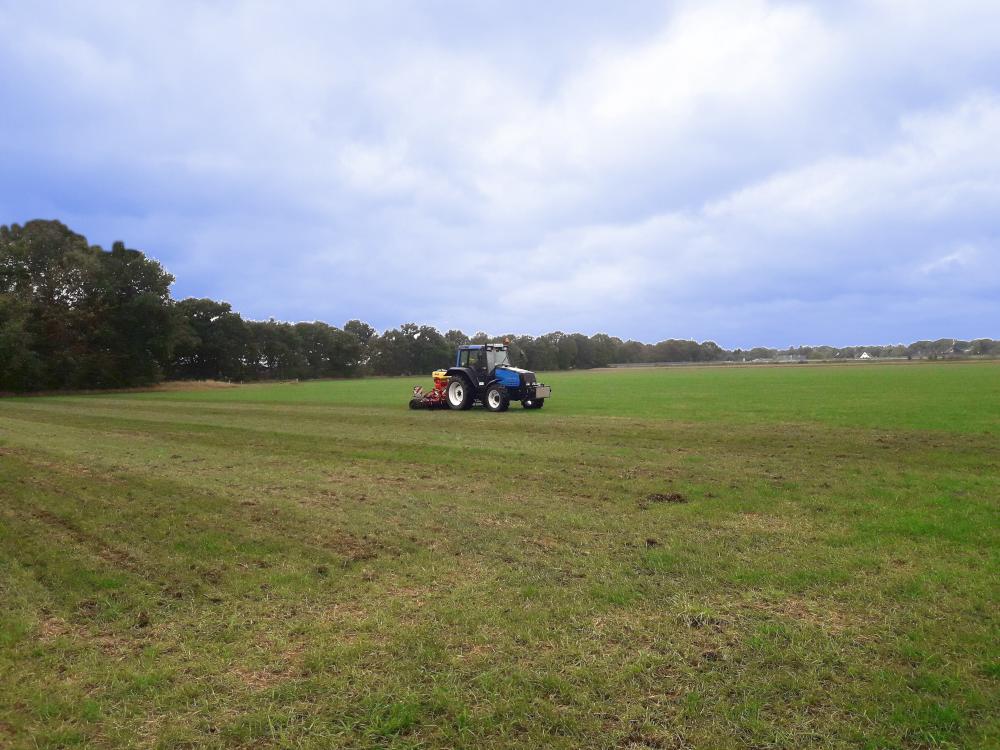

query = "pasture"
[1,362,998,748]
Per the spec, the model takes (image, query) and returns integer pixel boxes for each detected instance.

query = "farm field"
[1,362,998,749]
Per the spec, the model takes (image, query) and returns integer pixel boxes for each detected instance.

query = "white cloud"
[488,94,1000,334]
[918,246,979,276]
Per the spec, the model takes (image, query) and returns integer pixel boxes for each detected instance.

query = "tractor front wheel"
[447,377,474,410]
[522,398,545,410]
[484,385,510,412]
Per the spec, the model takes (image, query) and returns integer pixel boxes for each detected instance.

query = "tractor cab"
[455,344,510,377]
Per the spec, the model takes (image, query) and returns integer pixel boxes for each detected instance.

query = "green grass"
[1,361,997,748]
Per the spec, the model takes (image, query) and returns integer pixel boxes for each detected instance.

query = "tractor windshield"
[489,347,511,369]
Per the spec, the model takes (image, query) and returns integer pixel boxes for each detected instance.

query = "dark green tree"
[527,333,560,371]
[78,241,177,387]
[171,298,251,380]
[444,329,470,348]
[0,220,177,390]
[294,321,362,378]
[0,296,42,391]
[555,333,577,369]
[344,319,377,371]
[247,319,306,379]
[588,333,618,368]
[371,323,451,375]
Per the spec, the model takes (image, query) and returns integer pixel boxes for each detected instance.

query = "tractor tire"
[484,385,510,412]
[447,377,474,410]
[522,398,545,410]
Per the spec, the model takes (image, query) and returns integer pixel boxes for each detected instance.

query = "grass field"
[1,362,998,749]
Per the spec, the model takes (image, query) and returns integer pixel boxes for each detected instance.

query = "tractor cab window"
[460,349,487,370]
[490,348,510,369]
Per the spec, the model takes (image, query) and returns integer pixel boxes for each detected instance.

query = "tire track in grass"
[28,508,146,577]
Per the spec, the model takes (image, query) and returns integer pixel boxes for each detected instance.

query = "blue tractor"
[444,343,551,411]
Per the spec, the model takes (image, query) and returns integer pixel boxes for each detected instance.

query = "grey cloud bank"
[1,0,998,347]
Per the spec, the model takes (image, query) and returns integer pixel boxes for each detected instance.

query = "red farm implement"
[409,369,450,409]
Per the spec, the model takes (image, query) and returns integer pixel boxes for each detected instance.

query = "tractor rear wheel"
[522,398,545,409]
[447,377,474,410]
[484,385,509,412]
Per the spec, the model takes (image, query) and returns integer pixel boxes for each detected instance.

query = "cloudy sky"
[2,1,998,346]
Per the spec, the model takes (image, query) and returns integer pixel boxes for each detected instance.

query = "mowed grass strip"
[0,362,998,749]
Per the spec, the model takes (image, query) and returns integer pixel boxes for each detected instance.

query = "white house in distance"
[858,351,872,359]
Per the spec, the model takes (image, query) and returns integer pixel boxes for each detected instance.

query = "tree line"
[2,220,997,392]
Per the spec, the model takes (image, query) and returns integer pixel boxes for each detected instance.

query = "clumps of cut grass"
[679,611,723,630]
[639,491,688,509]
[675,607,725,630]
